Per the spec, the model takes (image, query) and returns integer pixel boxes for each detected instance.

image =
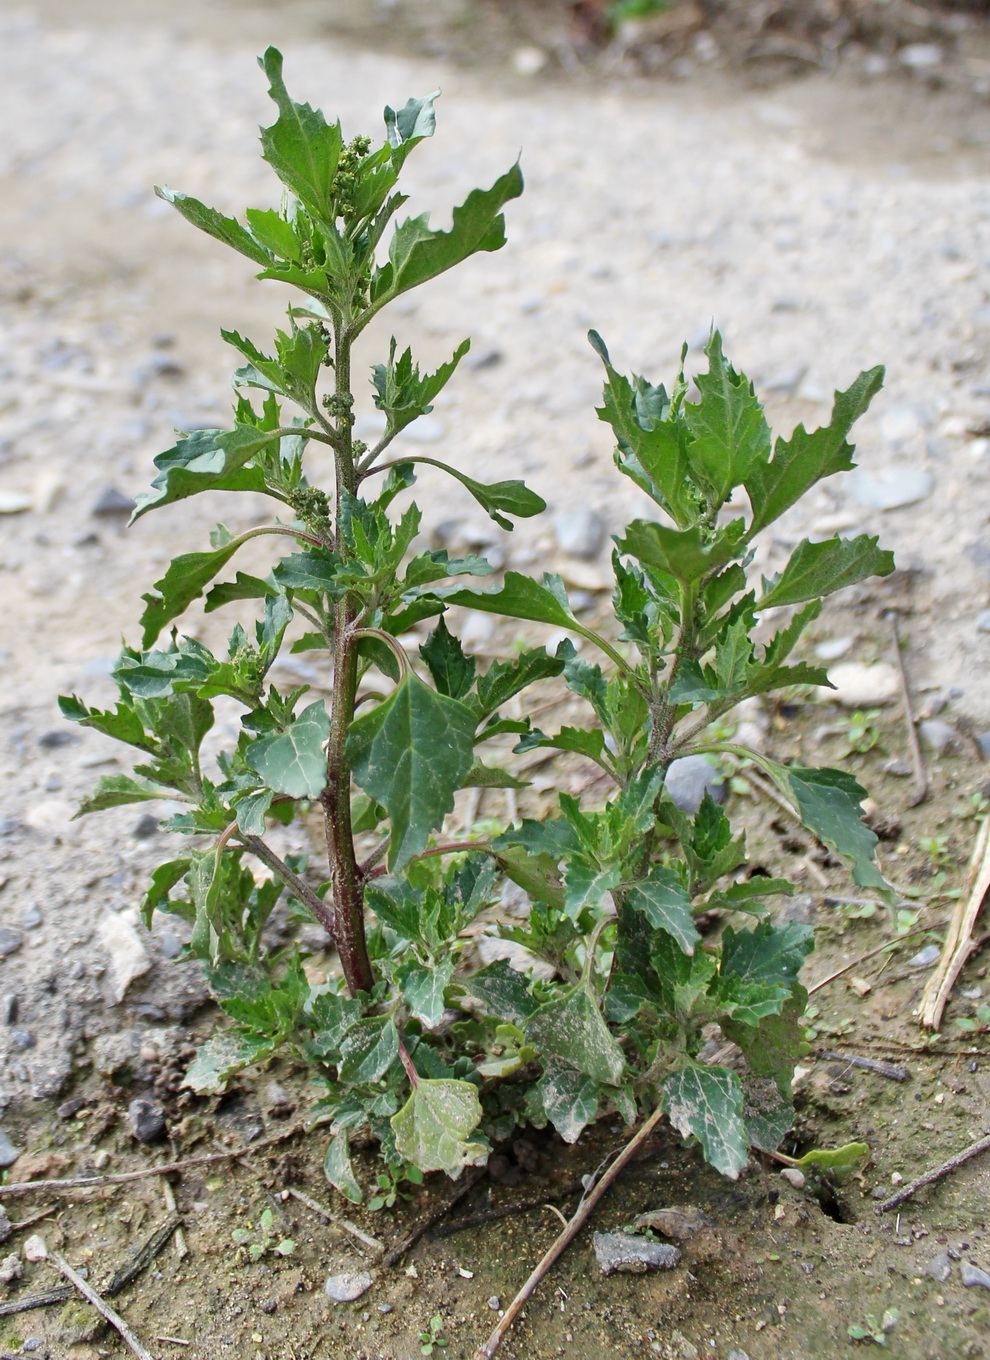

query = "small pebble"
[553,507,606,559]
[0,490,32,514]
[924,1251,952,1283]
[91,486,136,517]
[487,1297,501,1311]
[593,1232,681,1275]
[0,1131,22,1168]
[378,1303,393,1314]
[21,1340,41,1354]
[37,730,76,749]
[127,1098,167,1144]
[324,1271,373,1302]
[0,929,23,958]
[961,1261,990,1290]
[919,719,956,756]
[2,995,18,1025]
[908,944,942,969]
[19,906,42,929]
[10,1030,35,1051]
[157,931,183,960]
[977,609,990,634]
[259,1299,277,1315]
[132,813,159,839]
[822,661,899,708]
[0,1252,21,1283]
[57,1098,86,1120]
[814,636,854,661]
[779,1167,805,1190]
[845,468,932,510]
[664,755,726,814]
[512,45,547,76]
[23,1235,47,1263]
[899,42,943,69]
[727,1352,751,1360]
[92,1150,111,1169]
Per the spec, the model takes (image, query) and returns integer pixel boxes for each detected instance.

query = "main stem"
[322,316,374,997]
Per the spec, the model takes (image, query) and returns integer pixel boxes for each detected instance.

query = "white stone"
[0,491,32,514]
[324,1271,373,1302]
[98,910,152,1004]
[779,1167,806,1189]
[899,43,943,70]
[814,637,854,662]
[22,1235,47,1263]
[820,661,899,708]
[845,468,933,510]
[511,46,547,76]
[476,935,556,982]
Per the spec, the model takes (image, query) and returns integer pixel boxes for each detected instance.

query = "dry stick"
[283,1185,384,1255]
[889,616,927,808]
[51,1251,156,1360]
[161,1181,188,1260]
[821,1051,909,1082]
[0,1287,73,1318]
[0,1124,301,1198]
[105,1215,181,1297]
[806,928,928,996]
[919,814,990,1030]
[474,1103,667,1360]
[876,1131,990,1214]
[384,1165,488,1269]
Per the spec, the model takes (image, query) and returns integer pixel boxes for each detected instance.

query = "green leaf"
[684,331,771,502]
[324,1131,363,1204]
[526,986,624,1085]
[272,548,345,595]
[338,1016,399,1084]
[258,47,343,218]
[400,960,455,1028]
[347,673,476,872]
[205,571,277,612]
[491,844,566,913]
[757,534,895,610]
[154,187,273,267]
[793,1141,870,1175]
[390,1078,487,1177]
[139,542,242,646]
[75,773,172,817]
[462,761,527,789]
[741,1074,795,1153]
[384,91,439,149]
[473,649,564,719]
[616,520,742,586]
[183,1030,277,1094]
[410,458,544,531]
[625,868,699,954]
[722,989,810,1077]
[372,338,468,436]
[563,860,620,920]
[537,1060,601,1144]
[463,959,537,1025]
[443,571,575,630]
[516,726,607,768]
[745,366,884,535]
[59,694,152,751]
[720,918,813,990]
[140,858,192,928]
[235,788,275,837]
[246,700,330,799]
[770,763,893,901]
[663,1064,748,1179]
[420,617,476,700]
[131,427,273,522]
[372,162,523,304]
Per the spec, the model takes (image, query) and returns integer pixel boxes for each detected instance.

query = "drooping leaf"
[384,90,439,150]
[154,187,273,267]
[684,331,771,502]
[757,534,894,610]
[139,542,242,646]
[347,673,476,871]
[390,1078,487,1177]
[246,700,330,799]
[131,427,274,522]
[491,844,566,913]
[526,986,624,1085]
[140,858,192,928]
[397,455,544,531]
[663,1063,748,1179]
[625,868,699,954]
[258,47,343,218]
[59,694,152,751]
[443,571,575,630]
[537,1060,601,1144]
[745,366,884,535]
[462,959,537,1025]
[323,1130,363,1204]
[74,773,173,817]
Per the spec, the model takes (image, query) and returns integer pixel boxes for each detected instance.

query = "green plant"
[848,1309,899,1347]
[231,1207,296,1263]
[918,834,953,869]
[419,1314,448,1355]
[833,708,884,759]
[608,0,670,28]
[63,50,895,1196]
[368,1161,424,1212]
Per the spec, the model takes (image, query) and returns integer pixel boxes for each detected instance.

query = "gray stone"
[908,944,941,968]
[0,1206,9,1245]
[2,995,18,1025]
[780,1167,806,1189]
[10,1031,35,1051]
[977,610,990,634]
[0,1253,21,1283]
[0,930,22,958]
[923,1251,952,1282]
[593,1231,681,1275]
[91,486,136,517]
[919,719,957,756]
[158,931,183,960]
[487,1296,501,1311]
[846,468,933,511]
[127,1098,166,1144]
[324,1271,373,1302]
[900,43,943,69]
[814,636,854,661]
[727,1352,751,1360]
[631,1205,713,1240]
[37,730,76,749]
[664,755,726,814]
[132,813,159,839]
[762,364,807,396]
[978,731,990,760]
[961,1261,990,1289]
[19,906,41,929]
[21,1339,41,1353]
[553,507,606,559]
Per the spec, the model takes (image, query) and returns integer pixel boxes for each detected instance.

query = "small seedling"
[847,1308,899,1346]
[231,1207,295,1263]
[368,1162,424,1212]
[419,1314,448,1354]
[66,49,895,1196]
[918,834,953,869]
[833,709,884,759]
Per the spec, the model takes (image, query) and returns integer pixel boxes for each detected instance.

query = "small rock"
[961,1261,990,1289]
[12,1152,69,1181]
[2,995,18,1025]
[557,558,612,592]
[978,731,990,760]
[0,1252,21,1283]
[378,1303,393,1314]
[324,1271,373,1302]
[512,45,547,76]
[900,43,943,69]
[814,636,854,661]
[848,977,872,998]
[0,490,32,514]
[92,1150,111,1170]
[845,468,933,510]
[0,1207,9,1244]
[23,1234,47,1263]
[22,1341,41,1354]
[762,364,807,396]
[777,894,815,926]
[98,911,151,1003]
[19,906,42,930]
[0,929,23,958]
[593,1231,681,1275]
[919,719,957,756]
[487,1296,501,1311]
[128,1099,166,1144]
[260,1299,277,1315]
[884,758,914,777]
[924,1251,952,1283]
[10,1031,35,1051]
[553,507,606,559]
[157,930,183,960]
[908,944,942,969]
[37,730,76,749]
[91,486,136,517]
[977,610,990,634]
[670,1333,699,1360]
[132,813,159,839]
[823,661,899,708]
[459,611,496,653]
[664,755,726,814]
[0,1131,22,1167]
[631,1205,713,1240]
[727,1352,751,1360]
[780,1167,806,1190]
[57,1098,86,1120]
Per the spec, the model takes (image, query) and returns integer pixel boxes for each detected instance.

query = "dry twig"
[919,814,990,1029]
[283,1185,384,1254]
[876,1131,990,1213]
[51,1250,156,1360]
[821,1051,909,1082]
[806,928,927,996]
[161,1181,187,1259]
[889,616,927,807]
[474,1103,667,1360]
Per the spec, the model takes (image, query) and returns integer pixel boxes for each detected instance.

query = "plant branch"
[474,1102,668,1360]
[876,1131,990,1214]
[239,834,335,941]
[350,627,410,680]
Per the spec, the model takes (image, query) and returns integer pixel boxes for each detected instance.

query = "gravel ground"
[1,0,990,1110]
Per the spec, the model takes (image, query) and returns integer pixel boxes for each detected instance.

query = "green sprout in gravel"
[419,1313,448,1355]
[231,1207,295,1264]
[64,49,896,1194]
